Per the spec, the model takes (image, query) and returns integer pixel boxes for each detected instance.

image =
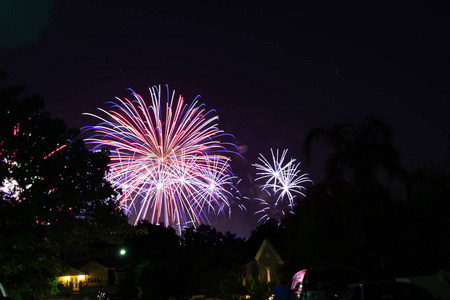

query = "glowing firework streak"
[1,131,69,200]
[43,144,68,160]
[252,149,312,212]
[83,85,238,233]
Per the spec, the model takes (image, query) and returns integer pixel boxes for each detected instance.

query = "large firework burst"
[83,85,238,233]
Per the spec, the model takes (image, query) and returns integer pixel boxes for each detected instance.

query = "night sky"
[2,0,449,237]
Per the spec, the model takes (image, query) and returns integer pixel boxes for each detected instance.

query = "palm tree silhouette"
[303,115,405,278]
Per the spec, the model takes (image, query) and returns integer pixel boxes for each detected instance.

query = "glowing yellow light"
[64,276,70,281]
[78,275,85,281]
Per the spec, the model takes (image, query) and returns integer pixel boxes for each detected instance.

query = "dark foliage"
[298,116,406,280]
[400,167,450,275]
[281,116,449,282]
[0,74,132,299]
[117,223,248,299]
[180,224,246,296]
[118,221,183,299]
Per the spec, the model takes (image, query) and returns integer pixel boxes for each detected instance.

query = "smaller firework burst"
[252,149,312,221]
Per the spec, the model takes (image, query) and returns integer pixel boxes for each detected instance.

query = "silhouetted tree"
[0,73,132,299]
[402,167,450,274]
[118,221,182,299]
[219,272,247,300]
[282,198,349,269]
[126,221,180,262]
[134,258,179,300]
[180,224,246,297]
[303,116,405,279]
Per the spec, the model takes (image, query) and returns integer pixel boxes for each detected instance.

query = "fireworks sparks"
[83,85,239,233]
[252,149,312,222]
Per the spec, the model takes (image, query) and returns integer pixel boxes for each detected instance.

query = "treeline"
[2,72,449,299]
[116,221,283,300]
[117,162,450,299]
[283,117,450,280]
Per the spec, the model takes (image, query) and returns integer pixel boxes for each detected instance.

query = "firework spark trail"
[83,85,239,233]
[253,149,290,195]
[252,149,312,222]
[254,198,272,223]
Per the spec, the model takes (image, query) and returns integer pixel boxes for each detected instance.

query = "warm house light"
[64,276,70,282]
[78,275,85,281]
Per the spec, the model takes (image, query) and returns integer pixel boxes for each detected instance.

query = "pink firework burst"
[83,85,239,233]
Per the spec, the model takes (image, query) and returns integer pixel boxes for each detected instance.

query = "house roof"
[79,260,109,270]
[59,266,88,277]
[66,255,127,270]
[255,238,283,264]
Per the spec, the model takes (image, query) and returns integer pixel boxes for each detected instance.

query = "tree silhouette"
[0,73,132,299]
[180,225,246,297]
[403,167,450,274]
[303,116,405,279]
[119,221,182,299]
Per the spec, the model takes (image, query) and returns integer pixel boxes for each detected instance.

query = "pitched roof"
[59,266,88,277]
[255,238,283,264]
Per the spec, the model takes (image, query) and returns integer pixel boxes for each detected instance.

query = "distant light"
[120,249,126,256]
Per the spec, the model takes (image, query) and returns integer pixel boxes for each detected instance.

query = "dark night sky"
[2,0,449,237]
